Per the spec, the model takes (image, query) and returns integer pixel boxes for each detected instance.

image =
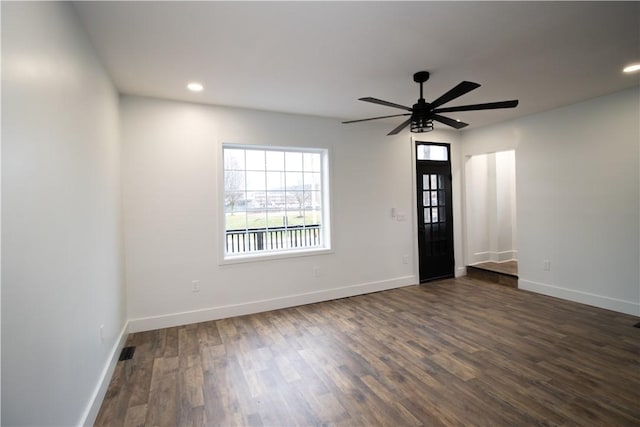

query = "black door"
[416,142,454,282]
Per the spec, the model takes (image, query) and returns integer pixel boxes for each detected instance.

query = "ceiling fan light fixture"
[623,63,640,73]
[410,118,433,133]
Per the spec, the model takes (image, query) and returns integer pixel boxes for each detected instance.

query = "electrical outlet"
[313,266,321,278]
[402,255,409,264]
[543,260,551,271]
[192,280,201,292]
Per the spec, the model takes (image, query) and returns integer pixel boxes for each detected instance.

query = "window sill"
[220,247,333,265]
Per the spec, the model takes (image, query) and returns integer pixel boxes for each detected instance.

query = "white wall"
[465,153,491,262]
[461,87,640,315]
[1,2,126,425]
[121,95,462,331]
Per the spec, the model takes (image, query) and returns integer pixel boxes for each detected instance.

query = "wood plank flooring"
[95,276,640,426]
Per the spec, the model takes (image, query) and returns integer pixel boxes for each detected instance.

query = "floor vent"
[119,346,136,361]
[634,322,640,328]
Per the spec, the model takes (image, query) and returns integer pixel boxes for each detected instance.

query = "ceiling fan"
[342,71,519,135]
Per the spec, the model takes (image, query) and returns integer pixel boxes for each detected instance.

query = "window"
[222,145,330,259]
[417,144,448,161]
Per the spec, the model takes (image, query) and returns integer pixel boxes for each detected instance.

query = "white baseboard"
[472,251,491,264]
[79,321,130,426]
[455,267,467,277]
[471,250,517,264]
[496,250,517,262]
[519,279,640,316]
[129,275,418,333]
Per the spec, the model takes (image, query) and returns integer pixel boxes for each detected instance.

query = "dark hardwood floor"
[95,276,640,426]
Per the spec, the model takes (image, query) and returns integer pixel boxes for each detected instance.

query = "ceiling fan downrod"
[414,71,430,100]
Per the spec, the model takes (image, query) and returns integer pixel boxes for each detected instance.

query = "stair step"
[466,265,518,288]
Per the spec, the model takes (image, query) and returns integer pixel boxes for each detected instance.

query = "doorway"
[464,150,517,266]
[415,142,454,282]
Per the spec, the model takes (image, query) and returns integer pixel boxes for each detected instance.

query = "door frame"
[411,137,458,283]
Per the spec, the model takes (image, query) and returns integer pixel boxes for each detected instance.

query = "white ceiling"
[74,1,640,131]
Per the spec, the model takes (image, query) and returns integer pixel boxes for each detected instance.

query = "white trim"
[471,250,517,264]
[221,248,334,265]
[128,275,417,333]
[472,251,491,263]
[496,250,517,262]
[455,267,467,278]
[410,136,420,283]
[519,279,640,316]
[79,321,130,427]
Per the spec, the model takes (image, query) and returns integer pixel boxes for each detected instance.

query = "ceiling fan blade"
[432,114,469,130]
[359,97,413,111]
[434,100,519,113]
[387,118,413,135]
[342,113,411,124]
[430,81,481,109]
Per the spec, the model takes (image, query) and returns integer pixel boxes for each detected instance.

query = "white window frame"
[218,143,332,264]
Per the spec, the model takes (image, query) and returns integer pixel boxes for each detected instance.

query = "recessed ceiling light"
[623,63,640,73]
[187,82,204,92]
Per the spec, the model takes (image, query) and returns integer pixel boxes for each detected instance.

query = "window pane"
[285,152,303,171]
[423,191,430,207]
[225,190,246,216]
[266,191,286,210]
[303,191,321,209]
[266,151,285,171]
[286,190,306,211]
[266,171,285,190]
[430,175,438,190]
[438,175,445,189]
[417,145,448,161]
[423,174,429,190]
[246,150,265,171]
[286,172,303,190]
[438,190,445,206]
[305,209,322,225]
[417,145,427,160]
[431,146,448,161]
[304,172,321,190]
[266,210,286,227]
[431,207,439,222]
[224,149,245,170]
[225,211,246,231]
[246,191,266,209]
[430,191,438,207]
[439,207,446,223]
[287,212,304,226]
[424,208,431,223]
[246,171,266,191]
[224,170,245,192]
[247,210,267,229]
[304,152,321,172]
